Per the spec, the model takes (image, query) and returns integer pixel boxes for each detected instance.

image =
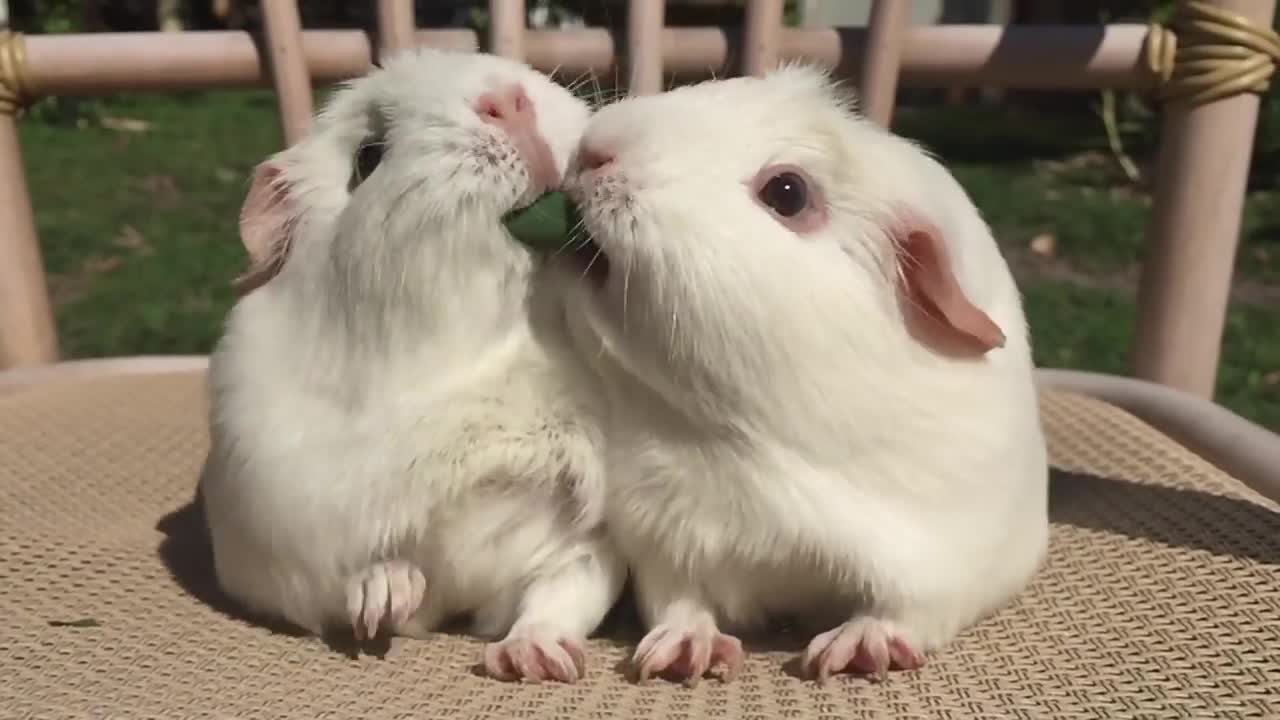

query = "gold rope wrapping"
[0,30,31,115]
[1146,0,1280,107]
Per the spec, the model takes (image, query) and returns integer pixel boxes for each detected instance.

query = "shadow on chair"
[1048,468,1280,566]
[153,457,651,661]
[149,460,1279,675]
[154,483,410,658]
[154,459,312,638]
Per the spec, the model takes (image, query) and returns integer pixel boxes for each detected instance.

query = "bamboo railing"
[0,0,1277,404]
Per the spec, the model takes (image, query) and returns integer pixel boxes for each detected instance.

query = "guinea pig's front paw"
[633,619,745,687]
[802,617,925,684]
[345,560,427,641]
[482,625,587,684]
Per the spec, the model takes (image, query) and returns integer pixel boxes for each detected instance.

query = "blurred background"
[8,0,1279,429]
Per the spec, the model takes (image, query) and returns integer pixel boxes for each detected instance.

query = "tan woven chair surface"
[1,369,1277,719]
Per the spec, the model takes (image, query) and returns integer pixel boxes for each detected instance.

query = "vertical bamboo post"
[489,0,526,60]
[741,0,785,77]
[1133,0,1279,398]
[626,0,665,95]
[376,0,416,58]
[260,0,312,146]
[859,0,910,128]
[0,30,57,368]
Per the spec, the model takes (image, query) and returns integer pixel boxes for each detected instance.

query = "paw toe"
[805,619,924,682]
[484,631,586,684]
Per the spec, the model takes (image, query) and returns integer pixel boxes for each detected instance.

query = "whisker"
[613,51,622,101]
[579,247,606,283]
[621,256,632,335]
[547,226,591,260]
[565,69,594,95]
[668,303,679,358]
[590,72,604,109]
[550,219,590,259]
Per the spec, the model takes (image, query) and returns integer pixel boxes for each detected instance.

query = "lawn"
[17,88,1280,430]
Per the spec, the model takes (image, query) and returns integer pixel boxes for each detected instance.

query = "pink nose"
[578,143,616,173]
[475,85,535,131]
[474,84,559,194]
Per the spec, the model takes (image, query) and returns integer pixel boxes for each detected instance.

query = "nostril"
[579,146,615,172]
[476,96,504,122]
[512,88,530,114]
[475,85,534,127]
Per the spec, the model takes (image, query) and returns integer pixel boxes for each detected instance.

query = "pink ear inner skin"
[896,225,1006,359]
[234,161,296,297]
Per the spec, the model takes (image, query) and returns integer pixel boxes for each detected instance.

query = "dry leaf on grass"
[1029,233,1057,258]
[100,116,153,133]
[139,174,182,206]
[48,226,155,306]
[83,256,123,274]
[113,225,152,255]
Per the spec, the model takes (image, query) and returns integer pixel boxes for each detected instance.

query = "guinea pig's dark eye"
[758,171,809,217]
[351,139,385,188]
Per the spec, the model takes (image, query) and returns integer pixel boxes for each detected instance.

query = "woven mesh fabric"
[0,370,1277,719]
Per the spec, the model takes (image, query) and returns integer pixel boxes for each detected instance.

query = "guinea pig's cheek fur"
[510,131,559,196]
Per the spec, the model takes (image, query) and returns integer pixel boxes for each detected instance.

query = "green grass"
[17,90,1280,430]
[22,92,281,356]
[1019,281,1280,430]
[893,103,1280,430]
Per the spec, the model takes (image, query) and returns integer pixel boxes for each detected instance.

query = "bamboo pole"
[626,0,665,95]
[1134,0,1280,398]
[858,0,910,127]
[259,0,312,145]
[18,25,1155,94]
[0,31,57,367]
[489,0,526,59]
[741,0,785,76]
[375,0,416,58]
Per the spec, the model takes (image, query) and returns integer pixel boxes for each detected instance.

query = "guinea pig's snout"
[475,85,533,128]
[577,142,616,174]
[474,84,559,195]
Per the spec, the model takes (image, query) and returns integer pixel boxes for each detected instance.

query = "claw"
[345,560,426,641]
[803,617,924,684]
[632,619,744,686]
[483,626,587,684]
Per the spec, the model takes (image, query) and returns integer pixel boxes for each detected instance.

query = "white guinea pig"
[551,63,1049,685]
[200,48,625,684]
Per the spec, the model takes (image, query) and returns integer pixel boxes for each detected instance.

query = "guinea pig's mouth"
[564,232,610,289]
[502,191,610,288]
[562,193,610,288]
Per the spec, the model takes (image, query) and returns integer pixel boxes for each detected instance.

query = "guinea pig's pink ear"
[234,161,296,296]
[893,222,1006,358]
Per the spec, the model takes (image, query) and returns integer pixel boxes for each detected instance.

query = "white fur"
[554,64,1049,670]
[200,48,624,665]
